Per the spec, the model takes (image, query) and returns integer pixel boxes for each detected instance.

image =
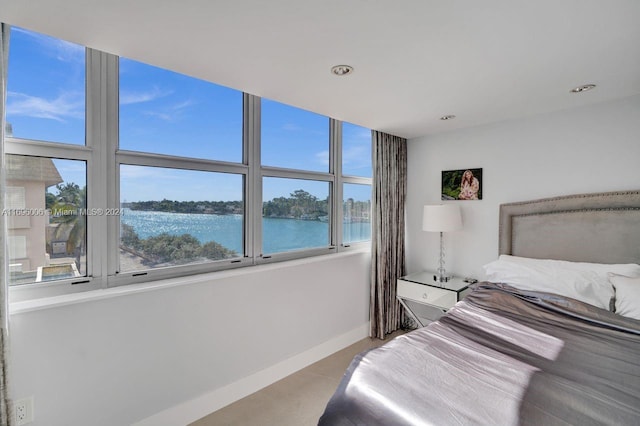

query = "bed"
[319,190,640,425]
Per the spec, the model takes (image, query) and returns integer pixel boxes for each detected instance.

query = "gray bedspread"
[318,282,640,425]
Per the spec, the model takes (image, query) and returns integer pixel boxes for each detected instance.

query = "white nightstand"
[397,271,471,327]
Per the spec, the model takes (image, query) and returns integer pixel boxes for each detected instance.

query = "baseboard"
[132,322,370,426]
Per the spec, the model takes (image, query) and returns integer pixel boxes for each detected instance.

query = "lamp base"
[433,274,453,283]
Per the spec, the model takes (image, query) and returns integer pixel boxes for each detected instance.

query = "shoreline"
[125,209,370,223]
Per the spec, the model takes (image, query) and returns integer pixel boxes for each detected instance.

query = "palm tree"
[50,183,87,269]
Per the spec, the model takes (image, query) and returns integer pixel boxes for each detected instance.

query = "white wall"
[9,251,371,426]
[406,95,640,280]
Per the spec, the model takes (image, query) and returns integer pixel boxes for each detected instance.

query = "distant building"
[6,155,63,273]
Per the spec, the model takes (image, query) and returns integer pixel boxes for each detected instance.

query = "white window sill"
[9,248,370,315]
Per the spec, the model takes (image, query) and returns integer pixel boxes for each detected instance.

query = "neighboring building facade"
[6,155,62,274]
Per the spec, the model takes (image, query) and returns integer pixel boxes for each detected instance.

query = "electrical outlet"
[15,397,34,425]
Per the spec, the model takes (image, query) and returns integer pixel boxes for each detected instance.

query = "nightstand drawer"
[397,279,457,310]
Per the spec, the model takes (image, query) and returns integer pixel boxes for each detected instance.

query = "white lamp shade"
[423,204,462,232]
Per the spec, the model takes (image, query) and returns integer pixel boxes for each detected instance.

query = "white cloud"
[282,123,301,131]
[342,145,371,172]
[7,91,84,122]
[141,98,195,122]
[120,87,172,105]
[344,126,371,143]
[342,125,372,172]
[354,128,371,140]
[311,146,369,172]
[315,150,330,166]
[143,111,174,121]
[13,27,84,63]
[173,99,194,110]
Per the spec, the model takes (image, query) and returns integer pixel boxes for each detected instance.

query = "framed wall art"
[442,168,483,200]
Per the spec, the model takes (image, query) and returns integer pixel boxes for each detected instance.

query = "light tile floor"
[191,330,406,426]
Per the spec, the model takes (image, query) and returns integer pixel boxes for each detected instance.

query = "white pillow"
[483,258,614,310]
[498,255,640,278]
[609,274,640,320]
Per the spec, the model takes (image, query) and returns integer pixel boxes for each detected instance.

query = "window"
[342,123,372,177]
[342,183,371,244]
[3,27,373,299]
[5,154,87,286]
[261,99,329,172]
[262,178,330,254]
[6,27,86,145]
[119,58,243,162]
[341,122,372,246]
[119,165,243,273]
[4,26,90,291]
[115,57,248,281]
[260,99,335,258]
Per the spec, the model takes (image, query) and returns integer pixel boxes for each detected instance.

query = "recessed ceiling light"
[570,84,596,93]
[440,115,456,120]
[331,65,354,76]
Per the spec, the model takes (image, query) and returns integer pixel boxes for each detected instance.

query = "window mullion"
[339,122,372,249]
[260,167,334,182]
[105,52,120,280]
[247,94,262,259]
[116,150,249,175]
[87,48,118,286]
[331,119,342,249]
[4,138,92,161]
[342,176,372,185]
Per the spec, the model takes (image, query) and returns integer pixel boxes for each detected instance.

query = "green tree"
[50,184,87,267]
[120,226,237,265]
[200,240,236,260]
[45,192,57,210]
[121,223,141,249]
[262,189,328,219]
[55,182,83,205]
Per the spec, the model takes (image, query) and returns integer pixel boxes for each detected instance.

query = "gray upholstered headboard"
[499,190,640,264]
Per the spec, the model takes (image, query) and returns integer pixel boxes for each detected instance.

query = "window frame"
[252,102,338,264]
[336,122,372,250]
[4,32,372,301]
[109,57,252,287]
[111,158,252,287]
[5,46,101,301]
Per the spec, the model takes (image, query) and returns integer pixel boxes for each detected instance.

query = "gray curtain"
[370,130,407,339]
[0,22,12,426]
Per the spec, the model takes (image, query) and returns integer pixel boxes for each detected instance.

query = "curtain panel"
[0,22,12,426]
[370,131,407,339]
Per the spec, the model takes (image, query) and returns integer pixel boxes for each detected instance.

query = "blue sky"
[6,26,372,203]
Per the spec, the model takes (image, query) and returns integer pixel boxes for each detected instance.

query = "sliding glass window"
[341,122,372,247]
[260,99,334,258]
[262,177,330,254]
[261,99,329,172]
[3,26,374,298]
[342,183,371,245]
[4,26,91,291]
[116,57,248,281]
[5,27,86,145]
[119,166,244,273]
[119,58,242,162]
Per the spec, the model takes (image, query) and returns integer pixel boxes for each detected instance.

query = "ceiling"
[1,0,639,139]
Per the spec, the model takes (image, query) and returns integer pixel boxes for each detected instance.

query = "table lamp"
[423,204,462,283]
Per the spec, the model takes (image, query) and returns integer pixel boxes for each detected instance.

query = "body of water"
[121,209,370,254]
